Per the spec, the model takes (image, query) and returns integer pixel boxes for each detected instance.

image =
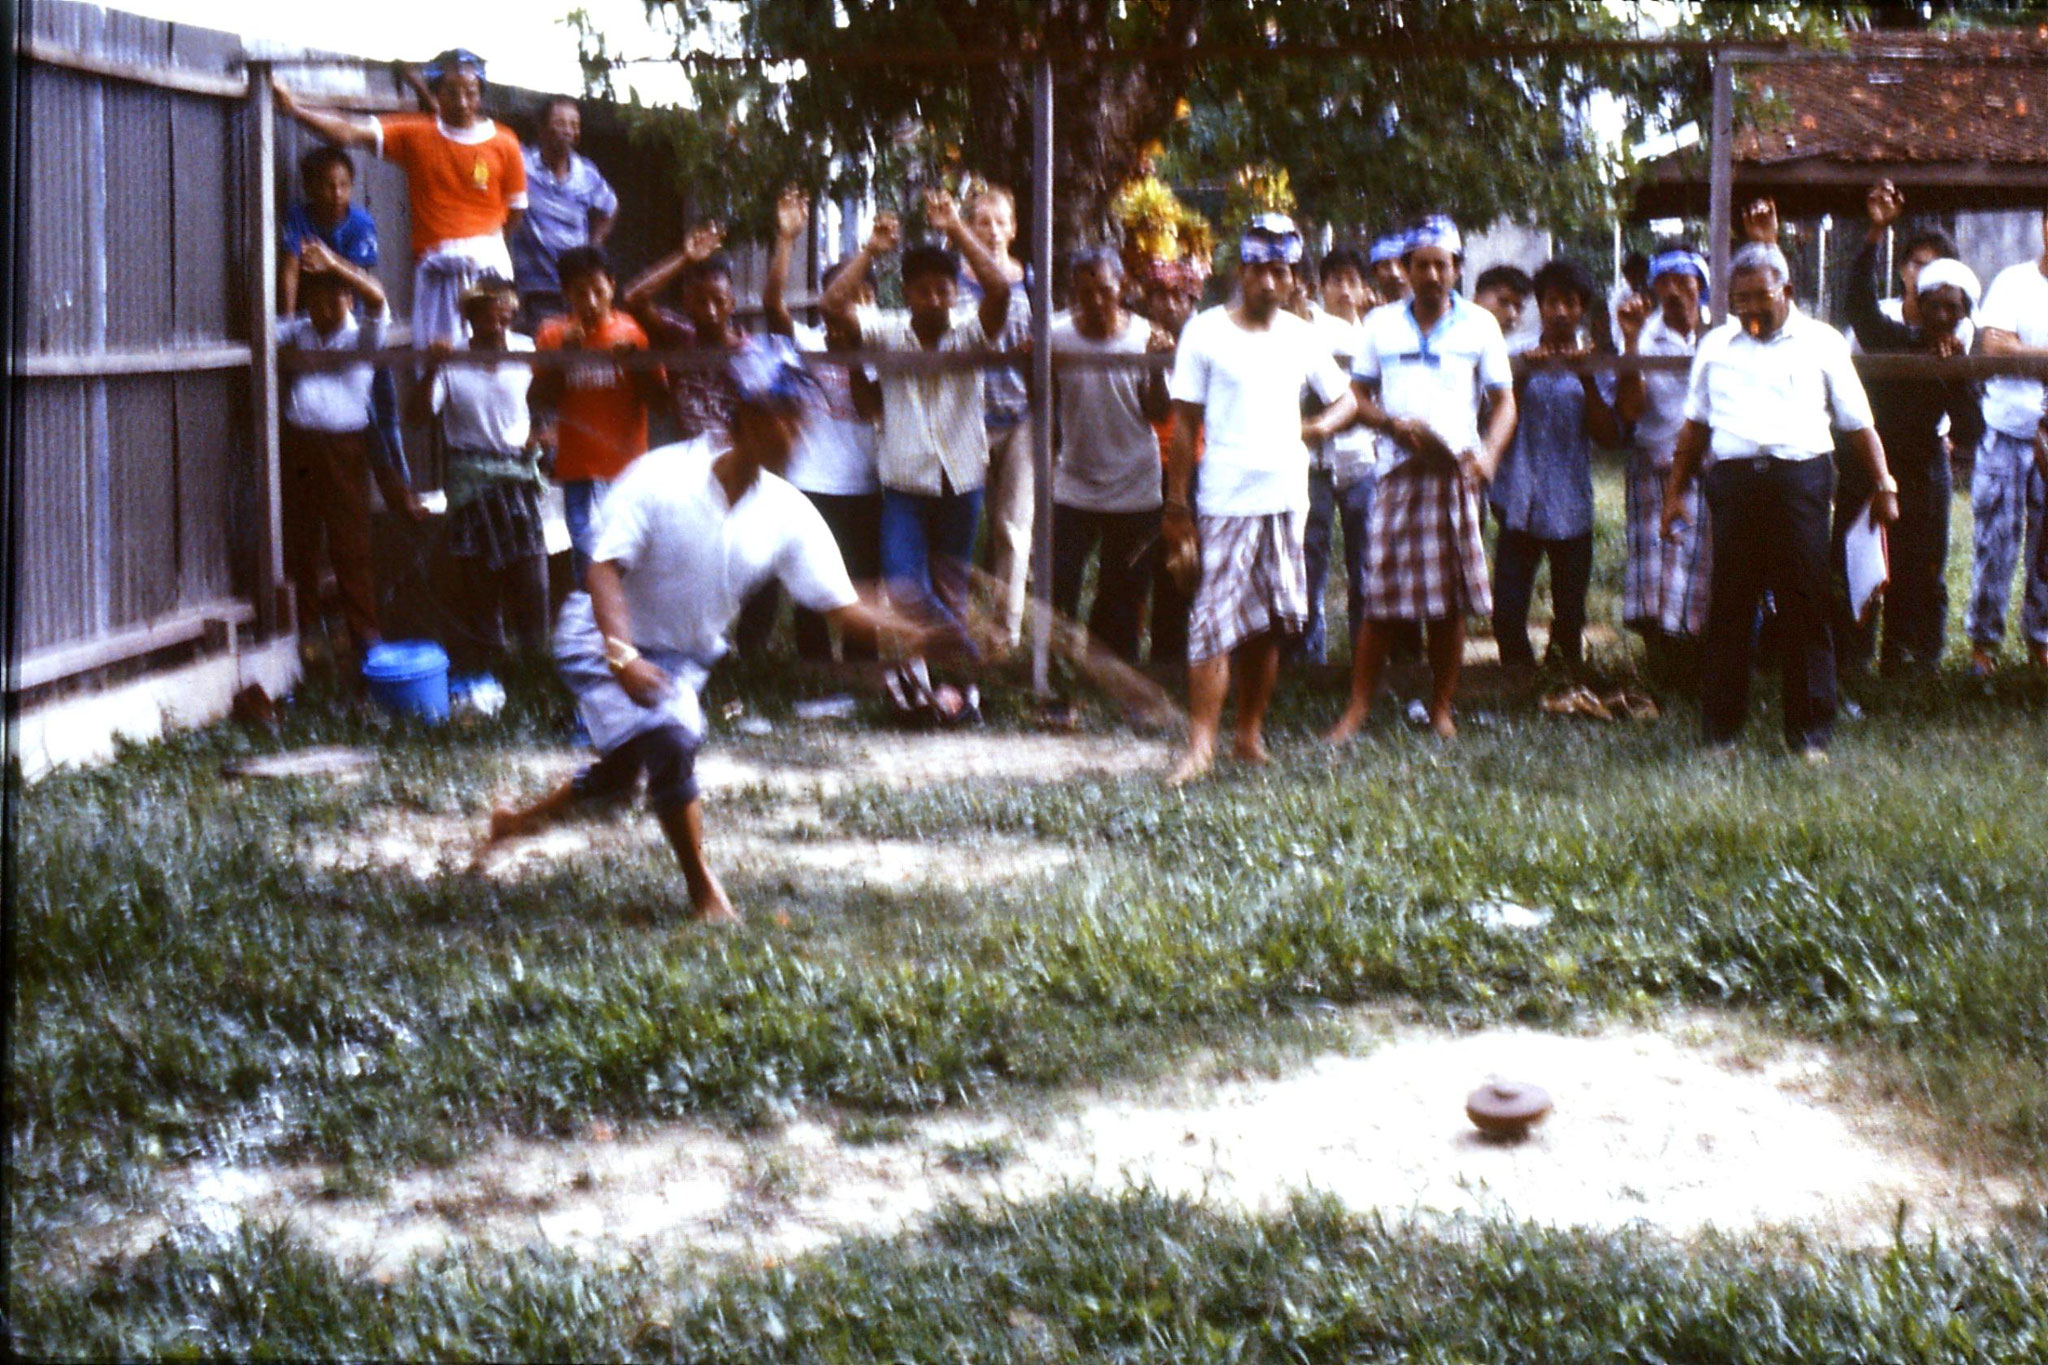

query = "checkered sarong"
[1360,463,1491,621]
[1187,511,1309,663]
[1622,456,1711,637]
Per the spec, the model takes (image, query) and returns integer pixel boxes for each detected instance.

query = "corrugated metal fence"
[9,0,424,691]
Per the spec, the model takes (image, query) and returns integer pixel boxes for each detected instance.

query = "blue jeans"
[561,478,612,587]
[881,485,983,656]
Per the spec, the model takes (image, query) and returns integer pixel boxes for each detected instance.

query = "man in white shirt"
[1329,216,1517,743]
[1661,242,1898,758]
[1965,206,2048,674]
[1163,214,1357,784]
[482,342,933,924]
[1050,246,1173,663]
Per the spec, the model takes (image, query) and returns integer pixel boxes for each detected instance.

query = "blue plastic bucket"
[361,640,450,721]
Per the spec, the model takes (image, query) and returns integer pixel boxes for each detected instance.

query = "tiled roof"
[1736,27,2048,167]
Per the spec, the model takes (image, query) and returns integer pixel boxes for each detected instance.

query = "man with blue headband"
[481,338,936,924]
[1330,214,1517,742]
[1615,239,1713,677]
[1368,232,1411,305]
[1162,213,1357,784]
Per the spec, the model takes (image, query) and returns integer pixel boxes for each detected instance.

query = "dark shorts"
[571,724,700,812]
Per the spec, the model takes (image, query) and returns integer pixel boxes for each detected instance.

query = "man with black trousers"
[1661,242,1898,760]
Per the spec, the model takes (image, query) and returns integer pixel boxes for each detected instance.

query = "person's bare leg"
[1326,621,1392,743]
[1425,616,1465,738]
[1168,655,1230,785]
[1232,632,1281,764]
[654,799,739,924]
[477,780,580,867]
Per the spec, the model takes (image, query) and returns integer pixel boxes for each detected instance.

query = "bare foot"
[1324,705,1368,745]
[690,882,743,926]
[1232,733,1271,765]
[1165,743,1215,787]
[1429,708,1458,740]
[470,804,530,870]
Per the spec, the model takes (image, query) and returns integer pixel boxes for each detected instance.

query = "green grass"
[8,468,2047,1355]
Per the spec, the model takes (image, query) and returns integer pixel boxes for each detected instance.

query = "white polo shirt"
[592,438,857,661]
[1350,295,1512,470]
[1168,305,1348,516]
[279,307,387,433]
[1628,312,1701,469]
[1682,311,1874,462]
[1976,259,2048,439]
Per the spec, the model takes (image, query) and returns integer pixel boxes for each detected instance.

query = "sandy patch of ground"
[92,1014,2024,1280]
[299,732,1159,888]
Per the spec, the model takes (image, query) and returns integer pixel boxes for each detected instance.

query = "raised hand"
[923,187,961,237]
[774,186,810,243]
[1616,292,1653,348]
[1866,179,1905,231]
[866,211,902,255]
[270,76,298,114]
[298,238,340,273]
[681,220,726,262]
[1740,197,1780,244]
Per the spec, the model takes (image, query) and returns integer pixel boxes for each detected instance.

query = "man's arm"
[1351,377,1454,468]
[1301,389,1358,447]
[300,239,385,313]
[927,188,1010,338]
[763,187,807,338]
[405,339,451,426]
[589,210,616,246]
[1613,294,1651,424]
[620,221,726,318]
[271,79,379,150]
[1844,426,1900,525]
[1661,419,1711,539]
[586,559,672,705]
[1161,398,1203,585]
[1979,326,2048,359]
[503,208,525,240]
[1472,385,1517,482]
[279,252,301,317]
[821,212,899,337]
[1139,325,1174,422]
[1580,369,1622,449]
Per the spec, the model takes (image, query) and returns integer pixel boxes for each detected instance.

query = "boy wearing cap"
[1329,215,1517,742]
[1615,241,1713,672]
[1843,181,1985,675]
[1163,214,1357,783]
[481,342,936,924]
[275,49,528,346]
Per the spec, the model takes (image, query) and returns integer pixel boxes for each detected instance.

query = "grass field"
[9,466,2047,1359]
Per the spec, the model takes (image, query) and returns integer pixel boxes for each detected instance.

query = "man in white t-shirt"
[1329,216,1517,743]
[1163,214,1357,784]
[480,342,933,924]
[1050,246,1173,664]
[1966,206,2048,674]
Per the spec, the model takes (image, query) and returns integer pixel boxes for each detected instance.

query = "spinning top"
[1465,1079,1553,1140]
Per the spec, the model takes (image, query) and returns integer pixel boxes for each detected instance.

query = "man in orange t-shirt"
[531,246,667,582]
[275,49,527,345]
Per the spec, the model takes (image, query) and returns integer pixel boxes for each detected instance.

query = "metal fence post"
[1028,52,1055,696]
[246,60,286,637]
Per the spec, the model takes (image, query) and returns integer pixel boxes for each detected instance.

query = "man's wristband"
[602,636,640,671]
[1875,474,1899,496]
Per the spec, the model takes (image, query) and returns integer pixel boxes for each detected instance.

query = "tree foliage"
[583,2,2023,259]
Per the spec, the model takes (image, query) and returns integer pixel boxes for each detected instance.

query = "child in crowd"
[1472,264,1533,344]
[531,246,665,582]
[1301,245,1377,665]
[759,187,885,663]
[279,242,426,666]
[280,146,410,485]
[410,276,548,678]
[1490,258,1619,672]
[623,221,744,442]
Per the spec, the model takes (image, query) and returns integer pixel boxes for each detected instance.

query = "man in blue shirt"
[279,146,409,483]
[511,97,619,330]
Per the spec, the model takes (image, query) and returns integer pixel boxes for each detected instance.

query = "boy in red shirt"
[531,246,666,582]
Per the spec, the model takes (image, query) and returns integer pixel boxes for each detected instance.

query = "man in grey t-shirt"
[1049,247,1174,663]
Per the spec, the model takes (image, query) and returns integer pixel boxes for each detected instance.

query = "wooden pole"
[1708,51,1733,319]
[247,62,287,637]
[1028,53,1055,696]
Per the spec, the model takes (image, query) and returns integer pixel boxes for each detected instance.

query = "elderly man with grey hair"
[1661,241,1898,759]
[1049,245,1175,663]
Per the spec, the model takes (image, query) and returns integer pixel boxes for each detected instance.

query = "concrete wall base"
[11,635,301,780]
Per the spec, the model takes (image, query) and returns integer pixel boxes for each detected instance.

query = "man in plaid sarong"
[1162,215,1356,784]
[1329,217,1518,740]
